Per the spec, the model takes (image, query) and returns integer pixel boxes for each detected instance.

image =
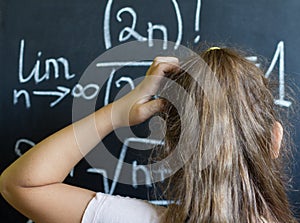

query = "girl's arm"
[0,57,178,223]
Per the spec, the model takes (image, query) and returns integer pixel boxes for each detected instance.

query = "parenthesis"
[171,0,183,50]
[104,0,114,50]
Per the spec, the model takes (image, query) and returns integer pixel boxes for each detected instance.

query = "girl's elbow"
[0,171,11,200]
[0,170,20,202]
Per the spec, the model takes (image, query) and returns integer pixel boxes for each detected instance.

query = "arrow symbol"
[33,86,70,107]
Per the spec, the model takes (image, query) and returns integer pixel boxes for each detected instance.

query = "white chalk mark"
[115,77,135,90]
[13,89,31,108]
[69,168,74,177]
[265,41,291,107]
[149,200,175,205]
[194,0,201,43]
[245,56,258,62]
[109,137,164,195]
[265,41,284,78]
[18,39,41,84]
[36,57,75,83]
[194,0,201,32]
[72,83,99,100]
[104,69,116,105]
[117,7,147,42]
[132,160,152,188]
[33,86,70,107]
[147,22,168,50]
[18,39,75,84]
[18,39,25,83]
[104,0,114,49]
[87,168,110,194]
[82,84,99,100]
[274,99,291,107]
[15,138,35,157]
[44,58,59,81]
[152,168,172,182]
[194,35,200,44]
[171,0,183,49]
[97,61,152,67]
[245,56,260,68]
[57,57,76,80]
[72,84,83,98]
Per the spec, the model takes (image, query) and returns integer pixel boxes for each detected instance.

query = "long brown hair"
[155,47,296,222]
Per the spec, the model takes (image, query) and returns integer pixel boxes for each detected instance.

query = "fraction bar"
[96,61,152,67]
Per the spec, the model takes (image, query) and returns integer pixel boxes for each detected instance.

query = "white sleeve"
[82,192,165,223]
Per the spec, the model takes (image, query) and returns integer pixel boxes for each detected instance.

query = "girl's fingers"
[114,57,179,127]
[146,56,180,77]
[140,57,180,96]
[151,56,179,66]
[130,99,165,125]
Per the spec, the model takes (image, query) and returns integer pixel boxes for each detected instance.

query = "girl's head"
[157,47,296,222]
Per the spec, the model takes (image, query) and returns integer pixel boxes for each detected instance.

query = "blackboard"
[1,1,300,222]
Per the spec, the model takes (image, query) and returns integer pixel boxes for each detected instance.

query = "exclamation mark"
[194,0,201,44]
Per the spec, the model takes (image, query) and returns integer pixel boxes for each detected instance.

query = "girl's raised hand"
[111,56,179,128]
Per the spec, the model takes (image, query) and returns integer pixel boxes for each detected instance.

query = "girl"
[0,47,297,222]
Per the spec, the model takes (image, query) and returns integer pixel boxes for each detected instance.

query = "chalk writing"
[194,0,202,43]
[104,69,116,106]
[13,40,292,111]
[14,83,102,108]
[103,0,183,50]
[86,138,166,193]
[101,62,153,106]
[171,0,183,49]
[13,89,31,109]
[14,39,76,108]
[147,22,168,50]
[132,160,152,188]
[87,168,110,194]
[109,137,164,194]
[71,83,100,100]
[18,39,75,84]
[97,61,152,67]
[115,76,135,90]
[245,56,260,67]
[33,86,70,107]
[15,138,35,157]
[116,7,147,43]
[265,41,292,107]
[103,0,114,49]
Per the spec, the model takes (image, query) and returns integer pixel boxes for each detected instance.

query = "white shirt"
[82,192,166,223]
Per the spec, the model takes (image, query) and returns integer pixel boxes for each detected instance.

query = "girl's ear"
[271,121,283,159]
